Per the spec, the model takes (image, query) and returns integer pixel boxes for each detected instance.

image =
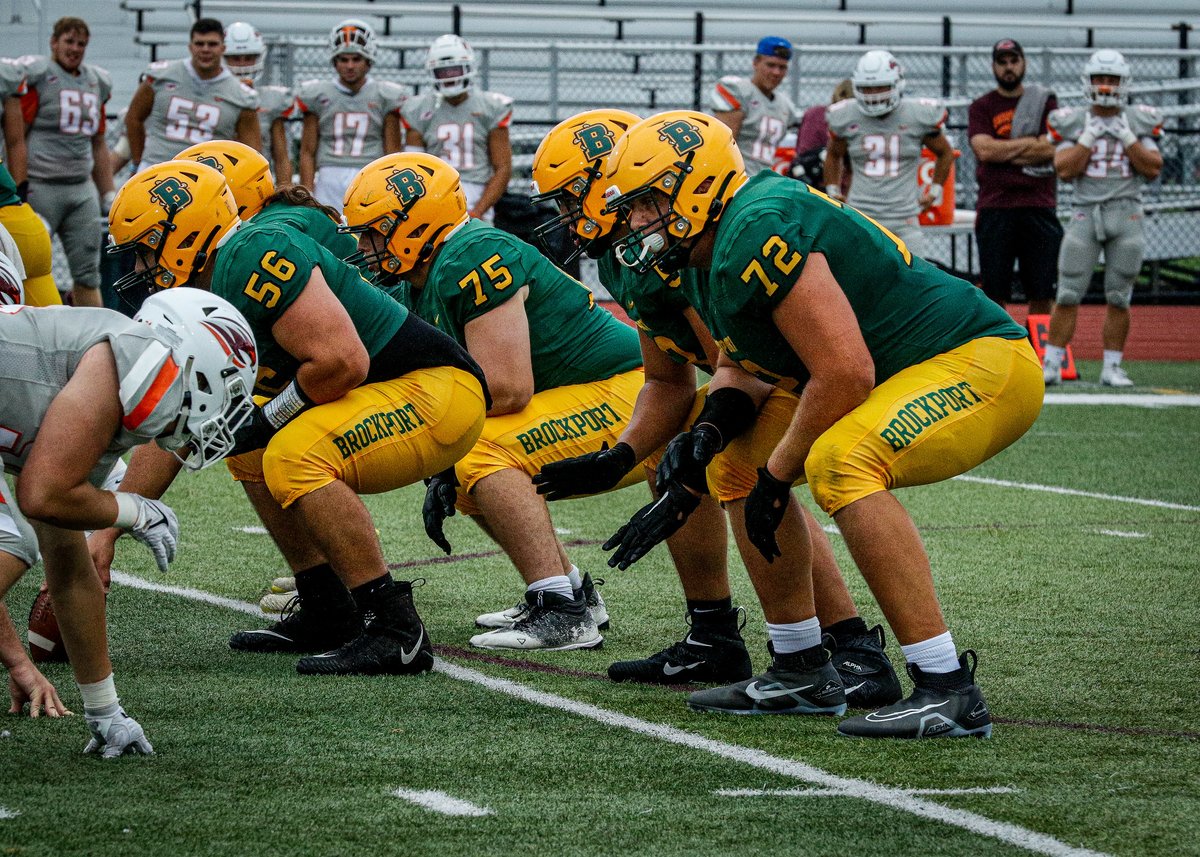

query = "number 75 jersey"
[295,78,409,169]
[140,59,259,167]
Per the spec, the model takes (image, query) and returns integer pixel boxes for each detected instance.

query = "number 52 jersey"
[139,58,258,167]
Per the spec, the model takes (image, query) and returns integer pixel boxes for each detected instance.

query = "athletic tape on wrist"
[261,379,312,430]
[78,672,119,711]
[112,492,140,529]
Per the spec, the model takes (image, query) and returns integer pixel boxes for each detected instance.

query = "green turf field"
[3,360,1198,857]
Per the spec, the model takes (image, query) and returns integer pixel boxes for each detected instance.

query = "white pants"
[313,166,362,214]
[462,180,494,223]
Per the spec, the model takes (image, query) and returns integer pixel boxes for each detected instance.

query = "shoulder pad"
[91,65,114,101]
[1128,104,1164,138]
[19,55,50,83]
[711,76,747,111]
[144,59,183,84]
[1046,106,1085,143]
[912,97,947,129]
[825,99,859,133]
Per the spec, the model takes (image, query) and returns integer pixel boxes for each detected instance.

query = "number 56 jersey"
[295,78,409,169]
[139,59,258,167]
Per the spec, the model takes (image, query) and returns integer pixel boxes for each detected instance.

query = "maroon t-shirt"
[968,89,1058,210]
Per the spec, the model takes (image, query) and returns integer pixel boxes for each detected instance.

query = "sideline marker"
[1025,314,1078,380]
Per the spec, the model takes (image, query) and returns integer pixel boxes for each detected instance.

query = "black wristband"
[693,387,758,451]
[609,441,637,471]
[15,181,29,203]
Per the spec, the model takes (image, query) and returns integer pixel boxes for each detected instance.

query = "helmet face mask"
[530,109,640,266]
[224,21,266,83]
[341,153,469,279]
[852,50,905,117]
[107,161,241,302]
[132,289,258,471]
[329,19,377,65]
[426,34,475,97]
[603,111,746,275]
[1082,49,1131,107]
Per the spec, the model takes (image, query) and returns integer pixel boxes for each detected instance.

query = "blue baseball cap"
[757,36,792,60]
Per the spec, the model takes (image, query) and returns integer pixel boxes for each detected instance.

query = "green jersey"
[598,253,713,373]
[211,217,407,396]
[0,161,19,208]
[414,219,641,392]
[253,201,356,260]
[706,171,1025,390]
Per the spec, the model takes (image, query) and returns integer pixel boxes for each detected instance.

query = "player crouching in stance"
[1,285,258,755]
[104,158,489,676]
[603,111,1044,737]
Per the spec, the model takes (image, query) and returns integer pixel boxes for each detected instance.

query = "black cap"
[992,39,1024,61]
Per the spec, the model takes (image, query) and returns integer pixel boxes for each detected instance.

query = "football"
[27,588,68,664]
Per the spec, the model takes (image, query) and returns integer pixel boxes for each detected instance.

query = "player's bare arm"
[269,118,293,185]
[235,108,263,153]
[91,131,115,196]
[382,111,402,154]
[616,329,702,460]
[764,252,874,483]
[463,286,535,415]
[2,96,28,183]
[124,81,155,167]
[472,125,512,219]
[712,109,744,139]
[298,113,319,189]
[823,134,848,198]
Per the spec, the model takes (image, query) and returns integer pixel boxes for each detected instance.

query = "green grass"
[2,361,1198,857]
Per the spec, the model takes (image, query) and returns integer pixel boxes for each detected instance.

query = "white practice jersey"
[0,306,186,485]
[710,76,799,176]
[18,56,112,182]
[140,59,259,167]
[826,96,947,220]
[295,77,408,169]
[402,89,513,184]
[1047,104,1164,205]
[0,58,26,99]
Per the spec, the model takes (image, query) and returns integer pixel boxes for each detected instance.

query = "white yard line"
[232,526,269,535]
[392,789,493,817]
[109,572,1110,857]
[715,786,1019,797]
[1096,530,1149,538]
[1043,393,1200,408]
[953,475,1200,513]
[0,807,19,820]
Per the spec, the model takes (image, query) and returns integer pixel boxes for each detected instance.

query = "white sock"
[1043,344,1066,367]
[1103,349,1123,369]
[566,565,583,591]
[767,617,822,655]
[901,632,959,674]
[77,673,119,711]
[527,575,573,599]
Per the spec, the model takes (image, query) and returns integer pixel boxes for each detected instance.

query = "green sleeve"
[213,226,315,329]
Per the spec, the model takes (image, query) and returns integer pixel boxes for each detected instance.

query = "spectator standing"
[7,17,114,308]
[1043,50,1163,387]
[711,36,800,177]
[969,39,1061,316]
[402,35,513,222]
[824,50,955,258]
[223,21,296,184]
[124,17,261,172]
[296,19,407,212]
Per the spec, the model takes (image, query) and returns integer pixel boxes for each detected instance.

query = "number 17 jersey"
[295,77,409,169]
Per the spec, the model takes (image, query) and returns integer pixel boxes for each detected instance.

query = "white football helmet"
[224,22,266,83]
[0,251,22,306]
[1082,49,1131,107]
[426,34,475,97]
[329,19,378,63]
[133,289,258,471]
[852,50,905,117]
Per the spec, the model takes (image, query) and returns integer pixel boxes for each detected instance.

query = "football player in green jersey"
[101,158,490,677]
[344,152,696,653]
[528,110,900,705]
[604,111,1044,737]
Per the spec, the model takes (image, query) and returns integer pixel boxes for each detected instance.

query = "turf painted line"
[716,786,1019,797]
[953,475,1200,513]
[0,807,18,820]
[113,573,1108,856]
[392,789,493,817]
[233,526,269,535]
[434,660,1108,857]
[1096,529,1149,538]
[1043,393,1200,408]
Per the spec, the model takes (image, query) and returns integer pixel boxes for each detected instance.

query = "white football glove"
[1077,115,1109,149]
[117,494,179,572]
[1106,113,1138,147]
[84,702,154,758]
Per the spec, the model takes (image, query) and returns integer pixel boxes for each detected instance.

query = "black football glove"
[228,406,277,458]
[532,441,637,502]
[422,467,459,555]
[602,482,702,570]
[743,466,792,563]
[655,426,720,495]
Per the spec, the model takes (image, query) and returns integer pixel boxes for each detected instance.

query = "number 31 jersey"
[140,59,259,167]
[401,89,513,184]
[294,78,409,169]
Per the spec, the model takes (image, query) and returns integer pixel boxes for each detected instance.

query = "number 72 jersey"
[295,78,409,169]
[140,59,259,167]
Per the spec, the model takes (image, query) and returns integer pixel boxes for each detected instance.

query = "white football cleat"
[270,575,297,593]
[1100,364,1134,387]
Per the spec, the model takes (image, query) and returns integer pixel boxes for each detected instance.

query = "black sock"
[351,573,397,614]
[686,596,733,616]
[824,616,869,646]
[294,564,355,616]
[687,597,738,637]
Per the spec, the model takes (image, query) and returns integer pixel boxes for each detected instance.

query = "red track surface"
[600,302,1199,362]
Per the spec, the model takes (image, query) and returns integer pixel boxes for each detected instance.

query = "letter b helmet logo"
[657,120,703,155]
[572,123,616,160]
[386,168,426,205]
[150,177,194,212]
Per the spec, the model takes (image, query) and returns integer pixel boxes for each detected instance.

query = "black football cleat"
[824,624,903,709]
[687,643,847,715]
[229,596,361,655]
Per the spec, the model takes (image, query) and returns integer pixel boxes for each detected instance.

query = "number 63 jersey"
[295,78,409,169]
[140,59,258,167]
[705,171,1025,389]
[16,55,112,182]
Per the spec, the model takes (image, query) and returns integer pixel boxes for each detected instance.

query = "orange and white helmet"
[426,34,475,97]
[329,19,377,64]
[0,251,23,306]
[223,21,266,83]
[852,50,905,117]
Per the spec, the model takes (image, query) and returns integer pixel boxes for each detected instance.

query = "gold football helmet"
[108,160,239,294]
[177,139,275,219]
[602,110,746,274]
[530,108,639,265]
[341,153,468,277]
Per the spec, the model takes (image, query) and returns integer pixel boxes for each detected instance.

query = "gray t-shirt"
[826,95,947,220]
[0,306,184,485]
[295,77,408,169]
[710,76,799,176]
[140,59,259,168]
[401,89,513,184]
[1047,104,1164,205]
